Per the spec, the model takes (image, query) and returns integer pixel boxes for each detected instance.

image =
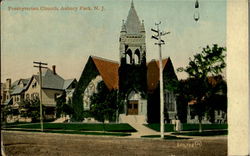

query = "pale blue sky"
[1,0,226,82]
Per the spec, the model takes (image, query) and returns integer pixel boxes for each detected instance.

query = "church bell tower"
[119,1,146,66]
[118,1,147,99]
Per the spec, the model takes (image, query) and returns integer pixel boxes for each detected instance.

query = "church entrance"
[128,100,138,115]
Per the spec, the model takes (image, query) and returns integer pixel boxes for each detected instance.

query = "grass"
[181,124,228,131]
[145,123,228,132]
[1,122,32,127]
[172,130,228,136]
[145,124,174,132]
[141,135,190,140]
[3,128,131,136]
[3,123,137,132]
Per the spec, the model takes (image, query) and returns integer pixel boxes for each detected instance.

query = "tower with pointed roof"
[118,1,148,120]
[119,0,146,65]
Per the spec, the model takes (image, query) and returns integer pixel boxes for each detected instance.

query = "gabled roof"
[11,86,25,95]
[125,1,141,34]
[63,79,76,90]
[91,56,119,90]
[147,58,170,91]
[9,68,76,96]
[20,78,30,86]
[33,68,65,90]
[87,56,176,92]
[11,78,31,95]
[11,80,19,89]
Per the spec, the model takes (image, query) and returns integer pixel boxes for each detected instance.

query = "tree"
[64,98,74,117]
[19,98,41,122]
[178,44,226,132]
[56,91,74,119]
[89,81,122,131]
[55,91,66,118]
[1,104,15,123]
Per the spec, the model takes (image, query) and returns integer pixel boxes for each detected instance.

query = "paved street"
[2,131,227,156]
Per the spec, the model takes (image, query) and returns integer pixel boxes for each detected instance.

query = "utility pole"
[33,61,48,132]
[151,22,170,139]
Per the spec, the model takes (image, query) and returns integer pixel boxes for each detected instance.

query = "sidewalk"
[127,122,159,138]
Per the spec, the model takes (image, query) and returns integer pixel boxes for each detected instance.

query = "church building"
[74,1,178,124]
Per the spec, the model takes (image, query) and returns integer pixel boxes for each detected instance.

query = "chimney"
[52,65,56,75]
[6,78,11,89]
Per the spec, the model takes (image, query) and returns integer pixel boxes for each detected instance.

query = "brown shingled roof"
[91,56,119,90]
[147,58,169,91]
[89,56,173,92]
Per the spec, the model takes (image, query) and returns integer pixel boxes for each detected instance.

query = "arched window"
[125,49,132,64]
[134,49,140,64]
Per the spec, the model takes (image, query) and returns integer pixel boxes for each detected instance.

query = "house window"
[32,82,37,88]
[16,97,19,102]
[26,94,30,100]
[31,93,35,100]
[35,93,39,99]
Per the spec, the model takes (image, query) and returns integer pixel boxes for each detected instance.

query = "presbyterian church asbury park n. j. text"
[73,1,178,124]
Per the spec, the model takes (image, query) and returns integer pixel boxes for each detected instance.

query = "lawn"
[181,123,228,131]
[145,123,228,132]
[145,124,174,132]
[3,128,131,136]
[4,123,137,132]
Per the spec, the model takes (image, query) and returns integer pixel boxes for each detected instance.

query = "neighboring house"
[187,76,227,124]
[1,79,13,122]
[11,78,31,108]
[75,1,178,124]
[187,100,211,124]
[1,79,12,106]
[187,100,227,124]
[1,78,31,122]
[24,66,77,119]
[2,65,77,122]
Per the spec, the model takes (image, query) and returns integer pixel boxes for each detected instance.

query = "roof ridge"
[90,55,119,64]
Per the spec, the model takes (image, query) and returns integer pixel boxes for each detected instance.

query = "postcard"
[1,0,249,155]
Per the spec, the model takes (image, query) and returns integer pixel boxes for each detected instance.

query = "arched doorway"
[127,91,140,115]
